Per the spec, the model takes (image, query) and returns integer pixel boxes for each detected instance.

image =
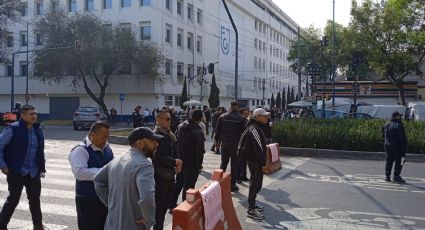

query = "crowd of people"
[0,103,408,229]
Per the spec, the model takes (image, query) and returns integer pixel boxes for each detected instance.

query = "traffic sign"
[119,94,125,101]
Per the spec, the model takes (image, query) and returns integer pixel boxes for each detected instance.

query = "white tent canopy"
[288,101,313,107]
[357,105,406,120]
[182,100,202,106]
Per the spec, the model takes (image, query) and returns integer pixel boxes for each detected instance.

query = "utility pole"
[331,0,336,108]
[25,20,29,105]
[297,27,302,101]
[222,0,238,101]
[200,63,205,102]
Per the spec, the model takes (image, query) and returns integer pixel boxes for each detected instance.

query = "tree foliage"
[33,11,164,115]
[275,92,281,109]
[208,74,220,109]
[0,0,19,60]
[281,89,286,109]
[180,76,188,110]
[270,93,275,108]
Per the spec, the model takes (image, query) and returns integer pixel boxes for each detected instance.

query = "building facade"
[0,0,301,119]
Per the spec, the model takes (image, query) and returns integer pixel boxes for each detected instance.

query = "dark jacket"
[176,121,205,172]
[383,118,407,156]
[3,120,46,174]
[132,111,143,128]
[214,111,246,144]
[153,129,179,180]
[211,111,222,130]
[237,119,267,166]
[170,113,180,134]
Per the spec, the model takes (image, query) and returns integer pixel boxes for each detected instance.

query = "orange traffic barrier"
[262,143,282,174]
[172,169,242,230]
[3,112,16,122]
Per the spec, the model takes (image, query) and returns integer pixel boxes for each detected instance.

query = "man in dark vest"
[0,105,46,230]
[69,122,114,230]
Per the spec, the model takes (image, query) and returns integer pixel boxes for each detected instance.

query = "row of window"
[165,0,203,25]
[253,57,288,75]
[5,32,43,48]
[165,25,202,53]
[164,95,182,106]
[254,38,287,61]
[4,62,28,77]
[254,19,292,47]
[164,60,196,78]
[253,77,285,92]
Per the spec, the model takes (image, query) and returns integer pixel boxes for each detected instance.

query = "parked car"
[73,106,107,130]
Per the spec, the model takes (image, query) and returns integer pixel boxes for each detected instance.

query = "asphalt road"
[0,125,424,229]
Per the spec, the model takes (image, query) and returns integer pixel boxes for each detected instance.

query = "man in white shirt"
[68,122,114,230]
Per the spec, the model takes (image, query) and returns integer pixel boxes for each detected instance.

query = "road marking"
[7,218,67,230]
[0,184,75,200]
[0,198,77,217]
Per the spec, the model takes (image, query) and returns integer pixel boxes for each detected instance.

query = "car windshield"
[77,107,97,113]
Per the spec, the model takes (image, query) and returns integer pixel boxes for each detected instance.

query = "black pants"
[385,146,403,177]
[220,143,238,186]
[0,173,42,228]
[76,196,107,230]
[205,121,209,135]
[247,161,263,210]
[154,178,174,230]
[169,170,200,209]
[237,159,248,180]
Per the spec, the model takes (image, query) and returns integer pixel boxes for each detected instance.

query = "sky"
[273,0,353,29]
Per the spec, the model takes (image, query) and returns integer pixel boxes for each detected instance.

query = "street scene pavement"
[0,125,424,229]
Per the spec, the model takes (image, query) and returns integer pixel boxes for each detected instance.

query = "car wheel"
[73,122,79,131]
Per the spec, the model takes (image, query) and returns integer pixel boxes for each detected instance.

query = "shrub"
[272,119,425,154]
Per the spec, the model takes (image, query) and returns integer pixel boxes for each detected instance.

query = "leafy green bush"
[272,119,425,154]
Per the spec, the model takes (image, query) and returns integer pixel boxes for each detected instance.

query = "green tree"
[287,85,291,104]
[290,87,295,104]
[270,93,275,108]
[208,74,220,109]
[0,0,19,59]
[33,11,164,115]
[276,92,282,109]
[282,89,286,109]
[180,76,188,109]
[349,0,425,105]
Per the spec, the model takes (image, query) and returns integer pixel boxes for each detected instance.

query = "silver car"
[73,106,108,130]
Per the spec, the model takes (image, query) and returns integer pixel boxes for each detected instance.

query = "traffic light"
[74,40,81,54]
[208,63,214,74]
[321,36,329,47]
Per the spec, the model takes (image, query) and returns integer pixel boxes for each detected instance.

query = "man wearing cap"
[94,127,163,230]
[383,111,407,183]
[214,101,246,192]
[237,108,269,221]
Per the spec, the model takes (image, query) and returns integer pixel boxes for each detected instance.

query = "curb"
[280,147,425,163]
[109,136,129,145]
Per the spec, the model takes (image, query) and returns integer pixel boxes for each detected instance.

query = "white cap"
[253,108,270,117]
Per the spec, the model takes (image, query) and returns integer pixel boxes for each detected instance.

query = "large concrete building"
[0,0,301,119]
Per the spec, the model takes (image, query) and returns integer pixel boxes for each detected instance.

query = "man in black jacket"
[214,102,246,192]
[237,108,269,221]
[169,110,205,210]
[383,111,407,183]
[153,111,182,230]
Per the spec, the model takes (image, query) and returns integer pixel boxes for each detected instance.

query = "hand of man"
[1,168,9,175]
[175,159,183,173]
[135,219,145,225]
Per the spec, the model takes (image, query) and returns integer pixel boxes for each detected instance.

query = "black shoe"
[231,185,239,192]
[210,146,216,152]
[255,203,264,212]
[247,208,265,220]
[241,177,250,182]
[393,176,406,184]
[33,224,45,230]
[236,179,242,184]
[385,176,391,182]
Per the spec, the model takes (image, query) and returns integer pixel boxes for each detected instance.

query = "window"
[7,34,13,47]
[20,61,28,76]
[20,32,27,47]
[141,0,151,6]
[187,65,193,78]
[177,62,184,76]
[165,24,172,43]
[20,2,28,16]
[165,95,173,106]
[36,1,44,15]
[187,33,193,50]
[177,29,183,47]
[36,33,43,46]
[85,0,94,11]
[140,22,151,40]
[165,60,171,75]
[197,9,202,24]
[196,36,202,53]
[174,96,182,106]
[165,0,170,10]
[122,0,131,7]
[254,57,257,70]
[187,4,193,21]
[254,77,257,88]
[255,20,258,31]
[258,40,261,51]
[120,23,131,33]
[270,45,272,56]
[52,1,59,12]
[262,59,265,71]
[177,0,182,15]
[68,0,76,12]
[7,63,13,77]
[263,42,266,53]
[103,0,112,9]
